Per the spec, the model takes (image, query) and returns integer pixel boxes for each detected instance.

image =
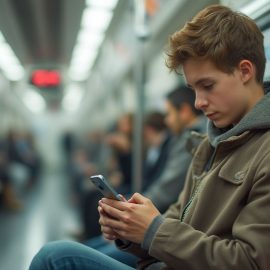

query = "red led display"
[31,70,61,88]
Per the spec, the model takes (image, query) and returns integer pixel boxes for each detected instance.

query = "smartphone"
[90,174,123,201]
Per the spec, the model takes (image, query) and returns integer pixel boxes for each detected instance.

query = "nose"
[194,92,208,111]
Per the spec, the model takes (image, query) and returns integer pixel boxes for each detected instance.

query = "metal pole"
[132,0,149,193]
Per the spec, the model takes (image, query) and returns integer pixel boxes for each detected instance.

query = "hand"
[98,206,120,240]
[99,193,160,243]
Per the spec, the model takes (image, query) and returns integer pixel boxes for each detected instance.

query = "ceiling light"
[86,0,119,10]
[62,84,84,111]
[69,2,116,81]
[81,7,113,32]
[22,89,46,113]
[0,31,24,81]
[77,29,105,47]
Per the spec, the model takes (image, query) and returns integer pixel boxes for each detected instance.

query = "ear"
[238,60,254,83]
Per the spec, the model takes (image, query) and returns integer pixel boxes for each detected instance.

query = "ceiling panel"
[0,0,85,67]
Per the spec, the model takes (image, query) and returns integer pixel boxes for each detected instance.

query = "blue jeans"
[29,240,135,270]
[84,236,138,267]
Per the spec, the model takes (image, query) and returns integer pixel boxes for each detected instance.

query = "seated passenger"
[143,86,206,213]
[29,5,270,270]
[142,111,171,190]
[0,142,22,211]
[105,113,134,194]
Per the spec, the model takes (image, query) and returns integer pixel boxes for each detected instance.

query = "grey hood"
[208,82,270,147]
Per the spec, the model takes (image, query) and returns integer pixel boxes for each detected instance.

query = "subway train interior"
[0,0,270,269]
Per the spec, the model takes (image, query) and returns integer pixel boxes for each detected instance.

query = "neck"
[246,81,265,109]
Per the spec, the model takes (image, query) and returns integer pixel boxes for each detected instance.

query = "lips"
[205,112,217,120]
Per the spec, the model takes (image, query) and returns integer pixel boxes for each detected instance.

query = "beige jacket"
[118,129,270,269]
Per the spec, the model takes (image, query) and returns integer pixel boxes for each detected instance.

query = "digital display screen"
[30,70,61,88]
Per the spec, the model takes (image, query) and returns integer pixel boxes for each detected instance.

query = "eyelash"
[203,84,214,90]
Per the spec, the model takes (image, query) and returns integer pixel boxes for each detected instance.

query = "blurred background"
[0,0,269,269]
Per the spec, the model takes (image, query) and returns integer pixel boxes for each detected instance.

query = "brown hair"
[166,5,266,84]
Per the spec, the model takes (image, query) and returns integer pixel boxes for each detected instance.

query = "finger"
[99,210,122,229]
[98,206,109,218]
[101,214,125,231]
[101,225,115,235]
[100,201,125,220]
[128,192,147,204]
[98,205,103,214]
[101,223,122,240]
[99,213,112,226]
[101,198,128,211]
[112,229,130,240]
[117,194,127,202]
[103,233,117,241]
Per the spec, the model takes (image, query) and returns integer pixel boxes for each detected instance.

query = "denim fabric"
[85,236,138,267]
[29,240,135,270]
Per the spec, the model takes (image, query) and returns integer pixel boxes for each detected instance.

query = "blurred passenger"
[28,5,270,270]
[61,130,75,169]
[0,139,22,210]
[105,113,134,194]
[7,130,41,189]
[21,132,42,187]
[142,111,171,190]
[81,110,171,234]
[143,85,206,213]
[84,131,104,170]
[68,113,134,240]
[69,147,97,203]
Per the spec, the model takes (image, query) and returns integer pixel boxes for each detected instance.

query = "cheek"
[213,90,239,112]
[166,112,174,125]
[167,117,175,129]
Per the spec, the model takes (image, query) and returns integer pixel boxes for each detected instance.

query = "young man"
[29,4,270,270]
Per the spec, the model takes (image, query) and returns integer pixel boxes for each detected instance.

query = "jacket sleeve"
[144,151,270,270]
[114,239,149,258]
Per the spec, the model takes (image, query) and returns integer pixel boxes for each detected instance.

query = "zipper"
[180,173,206,222]
[180,146,216,222]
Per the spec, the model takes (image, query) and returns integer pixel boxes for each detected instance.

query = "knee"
[30,241,75,268]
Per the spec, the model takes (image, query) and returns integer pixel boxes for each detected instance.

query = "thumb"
[128,192,146,204]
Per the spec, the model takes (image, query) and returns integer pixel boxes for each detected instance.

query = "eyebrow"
[187,77,213,89]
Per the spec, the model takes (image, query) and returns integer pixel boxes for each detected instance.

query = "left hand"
[99,193,160,244]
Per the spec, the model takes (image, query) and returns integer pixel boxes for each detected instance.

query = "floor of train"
[0,169,81,270]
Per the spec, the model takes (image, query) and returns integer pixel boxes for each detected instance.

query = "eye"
[203,84,214,90]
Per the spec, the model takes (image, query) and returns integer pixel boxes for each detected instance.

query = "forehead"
[182,58,222,86]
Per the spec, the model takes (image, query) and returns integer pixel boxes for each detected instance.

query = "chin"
[213,120,230,129]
